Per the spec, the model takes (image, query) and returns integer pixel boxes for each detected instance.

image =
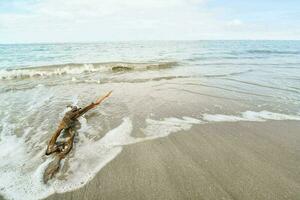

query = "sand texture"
[45,120,300,200]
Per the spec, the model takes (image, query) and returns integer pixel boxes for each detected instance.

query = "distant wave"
[203,69,254,78]
[185,50,300,62]
[0,61,178,80]
[185,56,267,62]
[247,50,300,55]
[186,62,300,68]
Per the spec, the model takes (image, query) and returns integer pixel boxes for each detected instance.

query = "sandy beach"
[44,120,300,200]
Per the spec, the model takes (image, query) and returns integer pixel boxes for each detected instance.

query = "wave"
[247,50,300,55]
[0,61,178,80]
[0,75,192,94]
[194,62,300,67]
[224,78,300,95]
[203,69,254,78]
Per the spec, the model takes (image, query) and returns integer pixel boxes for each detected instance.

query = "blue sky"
[0,0,299,43]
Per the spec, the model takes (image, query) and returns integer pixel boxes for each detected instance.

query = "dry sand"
[44,120,300,200]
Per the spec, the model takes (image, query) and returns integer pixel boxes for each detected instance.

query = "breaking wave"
[0,61,178,80]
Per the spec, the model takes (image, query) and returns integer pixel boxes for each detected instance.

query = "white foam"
[202,114,246,122]
[203,111,300,122]
[52,117,138,192]
[98,118,138,146]
[0,125,53,200]
[0,64,105,80]
[143,117,203,138]
[242,110,300,121]
[0,117,135,200]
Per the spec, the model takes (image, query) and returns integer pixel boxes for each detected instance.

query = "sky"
[0,0,299,43]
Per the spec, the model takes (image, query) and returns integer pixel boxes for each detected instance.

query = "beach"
[45,120,300,200]
[0,41,300,200]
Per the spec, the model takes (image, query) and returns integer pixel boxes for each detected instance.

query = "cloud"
[226,19,243,27]
[0,0,215,42]
[0,0,299,42]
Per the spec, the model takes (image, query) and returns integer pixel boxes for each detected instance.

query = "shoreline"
[45,120,300,200]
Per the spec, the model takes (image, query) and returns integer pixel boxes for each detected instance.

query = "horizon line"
[1,39,300,45]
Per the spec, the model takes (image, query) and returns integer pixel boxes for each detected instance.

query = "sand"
[44,120,300,200]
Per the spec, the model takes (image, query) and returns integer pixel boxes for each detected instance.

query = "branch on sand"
[43,91,112,183]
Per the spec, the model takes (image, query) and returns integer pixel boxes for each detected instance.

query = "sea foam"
[0,117,134,200]
[203,110,300,122]
[143,117,203,138]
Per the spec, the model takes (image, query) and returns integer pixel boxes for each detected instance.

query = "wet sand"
[45,120,300,200]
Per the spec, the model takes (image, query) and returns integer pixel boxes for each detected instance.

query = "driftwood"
[43,91,112,183]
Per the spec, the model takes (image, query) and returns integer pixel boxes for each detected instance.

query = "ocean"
[1,41,300,113]
[0,41,300,200]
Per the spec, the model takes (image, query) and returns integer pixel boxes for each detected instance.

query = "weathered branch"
[43,91,112,183]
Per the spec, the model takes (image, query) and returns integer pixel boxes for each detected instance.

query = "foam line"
[203,111,300,122]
